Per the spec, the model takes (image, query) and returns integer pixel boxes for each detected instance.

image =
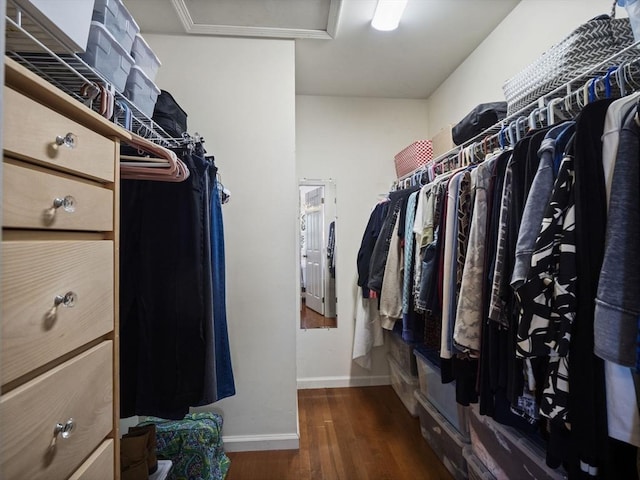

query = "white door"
[305,186,325,315]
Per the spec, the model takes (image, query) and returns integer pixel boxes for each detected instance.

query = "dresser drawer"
[3,87,115,182]
[3,162,113,231]
[2,240,114,384]
[0,341,113,480]
[68,440,114,480]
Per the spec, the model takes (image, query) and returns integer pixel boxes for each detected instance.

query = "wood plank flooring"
[225,386,454,480]
[300,301,337,329]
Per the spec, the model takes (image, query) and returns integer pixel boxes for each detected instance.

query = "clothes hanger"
[547,97,564,125]
[120,133,190,182]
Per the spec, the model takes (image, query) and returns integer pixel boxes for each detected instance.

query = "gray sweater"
[594,112,640,367]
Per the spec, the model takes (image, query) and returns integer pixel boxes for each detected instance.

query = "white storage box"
[414,348,470,440]
[125,65,161,118]
[92,0,139,53]
[463,446,496,480]
[80,21,134,93]
[415,390,468,480]
[385,329,418,377]
[131,34,162,83]
[8,0,94,53]
[388,354,419,417]
[469,405,567,480]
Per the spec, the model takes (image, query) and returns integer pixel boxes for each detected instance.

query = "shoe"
[120,430,149,480]
[128,424,158,474]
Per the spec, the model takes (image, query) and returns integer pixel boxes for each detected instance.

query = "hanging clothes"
[120,146,234,419]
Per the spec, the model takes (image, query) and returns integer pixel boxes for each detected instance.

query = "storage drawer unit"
[0,342,113,480]
[2,58,123,479]
[3,162,113,231]
[415,390,468,480]
[3,86,116,182]
[414,348,470,440]
[2,240,114,383]
[385,328,418,376]
[463,446,496,480]
[468,405,567,480]
[388,354,419,417]
[69,440,115,480]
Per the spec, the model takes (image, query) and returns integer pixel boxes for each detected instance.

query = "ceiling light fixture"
[371,0,408,31]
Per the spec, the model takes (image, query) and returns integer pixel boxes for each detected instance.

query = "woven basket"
[394,140,433,178]
[503,15,634,115]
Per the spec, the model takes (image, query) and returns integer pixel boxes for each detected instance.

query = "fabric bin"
[415,390,468,480]
[463,446,496,480]
[385,329,418,377]
[394,140,433,179]
[125,65,161,117]
[80,21,134,93]
[92,0,139,53]
[131,34,162,82]
[414,348,470,440]
[138,412,230,480]
[468,405,566,480]
[388,354,419,417]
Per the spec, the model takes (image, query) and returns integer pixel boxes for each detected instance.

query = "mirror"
[299,179,337,329]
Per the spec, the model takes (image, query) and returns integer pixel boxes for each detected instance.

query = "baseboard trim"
[297,375,390,389]
[222,433,300,452]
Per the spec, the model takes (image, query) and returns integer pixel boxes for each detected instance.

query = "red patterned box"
[394,140,433,178]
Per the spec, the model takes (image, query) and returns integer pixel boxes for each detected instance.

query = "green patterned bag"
[138,412,230,480]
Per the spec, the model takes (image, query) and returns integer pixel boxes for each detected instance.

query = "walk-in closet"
[1,0,639,479]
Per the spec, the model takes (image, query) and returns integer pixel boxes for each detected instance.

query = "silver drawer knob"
[44,291,78,329]
[52,196,76,213]
[55,132,77,149]
[54,291,77,308]
[54,418,75,439]
[49,418,75,453]
[43,196,76,226]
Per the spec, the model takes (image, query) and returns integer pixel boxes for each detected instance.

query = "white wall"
[427,0,626,135]
[145,34,299,452]
[296,95,429,387]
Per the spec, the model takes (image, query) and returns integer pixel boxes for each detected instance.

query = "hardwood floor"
[300,301,337,329]
[225,386,454,480]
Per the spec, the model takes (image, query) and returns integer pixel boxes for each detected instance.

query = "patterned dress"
[515,152,576,426]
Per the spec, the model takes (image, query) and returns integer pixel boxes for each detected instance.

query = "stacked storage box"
[80,0,162,118]
[80,0,138,93]
[413,346,470,480]
[414,347,470,440]
[463,446,495,480]
[126,34,162,117]
[385,329,419,416]
[468,405,567,480]
[414,391,469,480]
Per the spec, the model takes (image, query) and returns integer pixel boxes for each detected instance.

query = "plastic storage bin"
[415,390,468,480]
[414,348,470,440]
[468,405,567,480]
[131,34,162,83]
[80,21,134,93]
[125,65,161,117]
[387,354,419,417]
[92,0,139,53]
[385,329,418,377]
[463,446,496,480]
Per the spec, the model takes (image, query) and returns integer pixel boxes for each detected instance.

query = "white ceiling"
[122,0,521,99]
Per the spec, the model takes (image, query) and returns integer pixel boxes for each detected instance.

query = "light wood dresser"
[1,57,130,479]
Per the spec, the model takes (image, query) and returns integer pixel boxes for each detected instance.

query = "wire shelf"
[397,39,640,181]
[4,0,177,147]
